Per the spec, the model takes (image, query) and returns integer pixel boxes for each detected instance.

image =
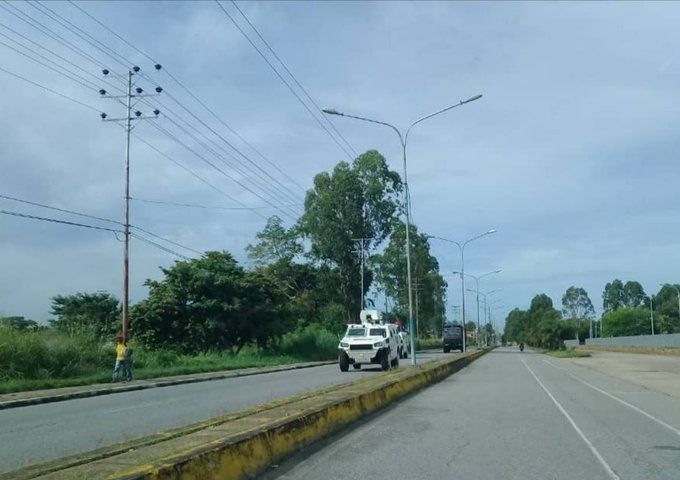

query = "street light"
[650,294,655,336]
[323,94,483,365]
[465,286,502,346]
[429,229,497,351]
[457,269,501,345]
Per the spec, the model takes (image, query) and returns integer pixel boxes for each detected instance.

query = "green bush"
[0,326,112,380]
[415,336,441,351]
[274,324,339,361]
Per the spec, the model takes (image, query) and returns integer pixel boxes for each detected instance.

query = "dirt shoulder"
[578,344,680,356]
[567,350,680,398]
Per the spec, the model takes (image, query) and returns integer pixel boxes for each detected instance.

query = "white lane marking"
[520,357,621,480]
[543,359,680,438]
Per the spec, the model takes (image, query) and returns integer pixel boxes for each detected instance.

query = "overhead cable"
[230,0,357,157]
[214,0,356,161]
[68,0,307,193]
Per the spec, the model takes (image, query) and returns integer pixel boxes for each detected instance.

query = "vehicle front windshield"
[369,328,387,337]
[346,328,366,336]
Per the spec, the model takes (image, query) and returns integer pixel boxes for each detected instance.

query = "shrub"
[274,324,339,361]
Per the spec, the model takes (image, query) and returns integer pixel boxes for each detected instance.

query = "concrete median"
[19,349,489,480]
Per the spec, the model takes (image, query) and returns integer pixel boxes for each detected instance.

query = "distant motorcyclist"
[519,343,524,352]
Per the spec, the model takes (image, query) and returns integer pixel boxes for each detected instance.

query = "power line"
[0,65,99,112]
[68,0,307,193]
[131,130,267,220]
[214,0,356,161]
[0,67,230,220]
[160,113,302,215]
[27,1,129,70]
[130,196,302,211]
[0,2,105,70]
[130,232,190,260]
[1,4,297,221]
[0,21,125,95]
[0,62,277,222]
[25,1,304,209]
[149,121,298,221]
[230,0,357,157]
[0,37,98,92]
[0,208,121,233]
[0,194,201,256]
[162,91,304,205]
[149,98,302,206]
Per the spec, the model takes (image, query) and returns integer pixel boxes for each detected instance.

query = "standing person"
[112,334,132,382]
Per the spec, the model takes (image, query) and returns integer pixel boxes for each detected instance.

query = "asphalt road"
[264,348,680,480]
[0,351,446,472]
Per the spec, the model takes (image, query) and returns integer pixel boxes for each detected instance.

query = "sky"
[1,1,680,330]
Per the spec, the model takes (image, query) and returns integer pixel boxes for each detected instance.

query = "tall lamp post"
[428,230,497,351]
[466,287,503,346]
[456,270,501,345]
[323,94,482,365]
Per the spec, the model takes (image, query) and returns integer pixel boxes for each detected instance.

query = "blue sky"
[1,1,680,329]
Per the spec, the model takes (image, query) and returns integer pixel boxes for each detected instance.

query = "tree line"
[504,280,680,349]
[3,150,449,354]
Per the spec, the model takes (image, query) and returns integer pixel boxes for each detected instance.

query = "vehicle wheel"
[443,345,451,353]
[391,354,399,367]
[339,352,349,372]
[380,351,390,371]
[353,363,361,370]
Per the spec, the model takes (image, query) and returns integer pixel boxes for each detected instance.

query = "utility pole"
[352,237,371,310]
[100,65,163,341]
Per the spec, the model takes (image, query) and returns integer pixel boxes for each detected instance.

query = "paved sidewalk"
[0,360,334,410]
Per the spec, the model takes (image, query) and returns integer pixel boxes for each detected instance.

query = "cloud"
[1,1,680,330]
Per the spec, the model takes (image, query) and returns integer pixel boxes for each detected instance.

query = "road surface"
[0,351,446,472]
[263,348,680,480]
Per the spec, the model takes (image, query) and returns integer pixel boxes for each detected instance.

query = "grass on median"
[545,348,591,358]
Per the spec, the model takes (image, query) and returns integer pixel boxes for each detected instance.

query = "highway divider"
[22,348,490,480]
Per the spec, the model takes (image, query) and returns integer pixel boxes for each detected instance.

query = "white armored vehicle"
[337,310,400,372]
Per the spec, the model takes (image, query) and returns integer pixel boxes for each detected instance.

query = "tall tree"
[298,150,402,321]
[50,292,120,339]
[623,281,646,308]
[372,221,446,334]
[603,279,647,312]
[131,251,291,353]
[561,286,595,320]
[652,284,680,334]
[246,215,301,266]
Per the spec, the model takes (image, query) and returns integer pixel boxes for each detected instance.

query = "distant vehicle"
[338,315,400,372]
[442,323,463,353]
[398,330,410,358]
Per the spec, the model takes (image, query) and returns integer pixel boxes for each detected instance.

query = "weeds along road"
[0,351,448,472]
[263,347,680,480]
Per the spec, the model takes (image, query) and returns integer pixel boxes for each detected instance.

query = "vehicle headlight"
[340,342,349,348]
[374,341,384,348]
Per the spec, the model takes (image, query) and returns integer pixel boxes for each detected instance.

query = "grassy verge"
[546,348,591,358]
[0,324,339,395]
[0,353,311,395]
